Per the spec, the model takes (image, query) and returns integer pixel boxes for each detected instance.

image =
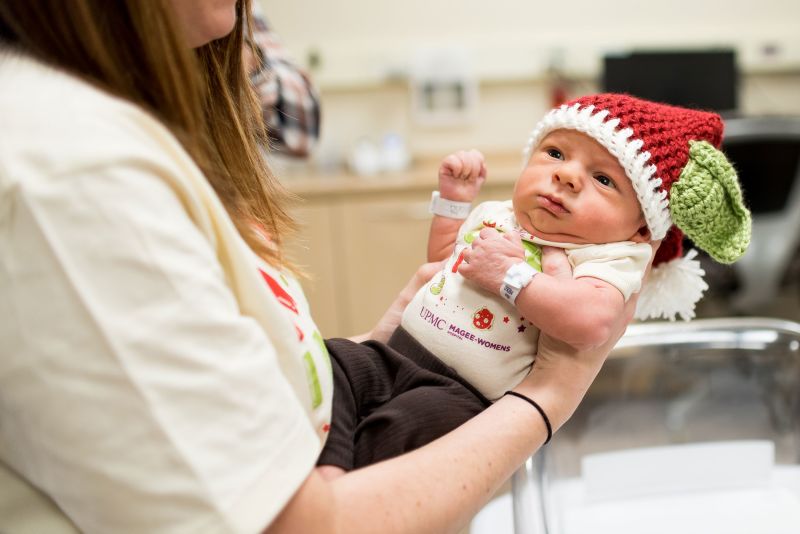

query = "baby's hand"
[540,246,572,279]
[438,149,487,203]
[458,227,525,293]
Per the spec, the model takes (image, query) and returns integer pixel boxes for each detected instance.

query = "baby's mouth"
[537,195,569,214]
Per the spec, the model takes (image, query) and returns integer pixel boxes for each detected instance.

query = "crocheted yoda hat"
[523,93,752,320]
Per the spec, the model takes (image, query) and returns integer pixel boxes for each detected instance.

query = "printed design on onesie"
[472,307,494,330]
[409,210,542,355]
[429,274,446,295]
[462,218,543,270]
[522,240,543,271]
[464,219,502,245]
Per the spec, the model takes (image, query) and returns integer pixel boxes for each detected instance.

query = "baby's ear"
[630,225,652,243]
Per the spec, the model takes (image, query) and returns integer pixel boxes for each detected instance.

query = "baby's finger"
[468,149,485,165]
[443,154,464,177]
[465,150,483,179]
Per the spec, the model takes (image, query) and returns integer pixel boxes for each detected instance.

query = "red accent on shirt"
[259,268,299,315]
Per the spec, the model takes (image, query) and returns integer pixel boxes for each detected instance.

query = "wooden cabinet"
[284,157,519,338]
[284,203,344,336]
[336,192,432,335]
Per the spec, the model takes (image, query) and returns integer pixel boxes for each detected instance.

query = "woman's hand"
[360,261,443,344]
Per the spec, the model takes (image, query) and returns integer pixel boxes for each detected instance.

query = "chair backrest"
[721,116,800,312]
[723,117,800,215]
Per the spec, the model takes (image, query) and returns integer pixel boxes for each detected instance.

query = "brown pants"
[318,327,491,471]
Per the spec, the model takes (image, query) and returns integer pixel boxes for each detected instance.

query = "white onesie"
[400,200,651,400]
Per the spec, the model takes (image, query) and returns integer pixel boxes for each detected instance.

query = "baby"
[400,93,752,400]
[318,93,751,473]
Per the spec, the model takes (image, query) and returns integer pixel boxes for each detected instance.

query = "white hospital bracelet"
[429,191,472,219]
[500,261,538,304]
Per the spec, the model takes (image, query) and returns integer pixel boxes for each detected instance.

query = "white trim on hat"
[522,102,672,240]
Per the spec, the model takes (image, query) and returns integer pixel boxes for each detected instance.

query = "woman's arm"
[267,249,638,534]
[270,393,549,534]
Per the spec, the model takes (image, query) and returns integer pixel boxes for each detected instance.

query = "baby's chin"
[517,210,644,244]
[517,216,588,244]
[522,222,642,245]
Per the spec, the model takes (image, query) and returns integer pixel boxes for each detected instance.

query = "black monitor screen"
[724,140,800,214]
[603,50,738,113]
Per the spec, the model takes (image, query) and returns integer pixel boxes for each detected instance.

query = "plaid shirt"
[249,13,320,158]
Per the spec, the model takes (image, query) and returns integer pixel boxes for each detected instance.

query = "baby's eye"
[546,148,563,160]
[594,175,615,188]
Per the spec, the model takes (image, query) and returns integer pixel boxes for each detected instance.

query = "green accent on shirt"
[522,241,543,271]
[312,331,332,374]
[303,351,323,409]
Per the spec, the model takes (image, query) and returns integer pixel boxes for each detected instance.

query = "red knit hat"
[523,94,751,320]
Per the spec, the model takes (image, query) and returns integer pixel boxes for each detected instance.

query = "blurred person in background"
[246,3,320,158]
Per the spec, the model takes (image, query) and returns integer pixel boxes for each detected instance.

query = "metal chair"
[721,116,800,312]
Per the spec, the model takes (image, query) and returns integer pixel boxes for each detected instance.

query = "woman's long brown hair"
[0,0,297,269]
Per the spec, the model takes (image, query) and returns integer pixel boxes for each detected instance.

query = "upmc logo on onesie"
[416,305,510,352]
[419,305,448,330]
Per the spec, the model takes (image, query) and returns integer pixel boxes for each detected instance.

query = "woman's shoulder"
[0,50,186,181]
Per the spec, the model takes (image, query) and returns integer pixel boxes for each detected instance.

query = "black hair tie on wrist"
[504,390,553,444]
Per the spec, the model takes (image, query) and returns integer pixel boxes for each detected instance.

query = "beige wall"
[260,0,800,165]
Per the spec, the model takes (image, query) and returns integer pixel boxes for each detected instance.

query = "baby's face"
[513,129,649,245]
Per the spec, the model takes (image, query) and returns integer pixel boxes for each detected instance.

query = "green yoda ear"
[669,140,752,264]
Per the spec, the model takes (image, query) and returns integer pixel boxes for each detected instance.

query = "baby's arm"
[516,265,625,350]
[428,150,486,262]
[459,230,627,350]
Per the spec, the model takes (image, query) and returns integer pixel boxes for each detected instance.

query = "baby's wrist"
[499,261,537,304]
[437,178,480,202]
[429,191,472,219]
[437,188,477,203]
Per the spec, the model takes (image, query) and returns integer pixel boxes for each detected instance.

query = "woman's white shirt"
[0,50,332,533]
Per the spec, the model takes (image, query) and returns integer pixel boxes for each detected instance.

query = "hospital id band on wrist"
[429,191,472,219]
[504,390,553,444]
[500,261,537,304]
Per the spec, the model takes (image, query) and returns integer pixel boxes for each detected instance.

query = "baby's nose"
[554,163,583,191]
